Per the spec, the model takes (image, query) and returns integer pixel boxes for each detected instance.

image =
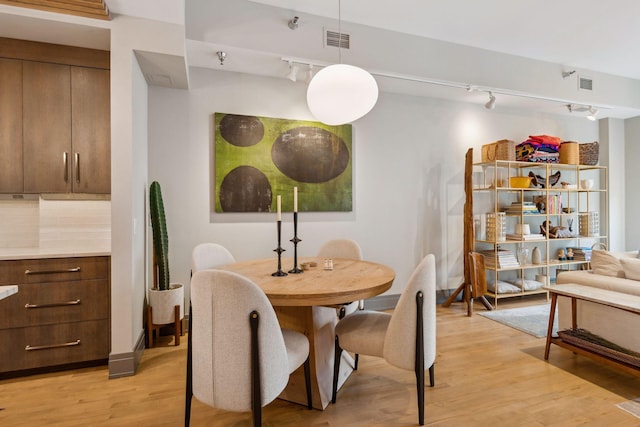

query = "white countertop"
[0,285,18,300]
[0,245,111,261]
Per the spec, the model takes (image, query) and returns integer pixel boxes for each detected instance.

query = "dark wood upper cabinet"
[1,38,110,195]
[0,58,23,193]
[71,67,111,194]
[23,61,72,193]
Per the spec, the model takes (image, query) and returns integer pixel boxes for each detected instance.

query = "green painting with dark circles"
[214,113,352,213]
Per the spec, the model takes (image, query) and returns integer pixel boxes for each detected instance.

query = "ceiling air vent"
[578,75,593,91]
[325,28,350,49]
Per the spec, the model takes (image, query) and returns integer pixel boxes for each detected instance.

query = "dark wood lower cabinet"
[0,256,110,378]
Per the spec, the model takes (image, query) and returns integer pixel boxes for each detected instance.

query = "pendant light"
[306,0,378,125]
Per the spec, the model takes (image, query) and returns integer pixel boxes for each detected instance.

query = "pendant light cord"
[338,0,342,64]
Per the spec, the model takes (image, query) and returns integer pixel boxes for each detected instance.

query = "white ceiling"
[250,0,640,80]
[4,0,640,117]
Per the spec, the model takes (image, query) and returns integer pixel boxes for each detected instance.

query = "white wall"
[599,118,626,251]
[148,68,600,300]
[109,15,185,368]
[626,117,640,250]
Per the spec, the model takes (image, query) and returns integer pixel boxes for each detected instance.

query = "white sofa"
[556,250,640,354]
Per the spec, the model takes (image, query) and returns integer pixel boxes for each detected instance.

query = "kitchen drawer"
[0,319,109,373]
[21,256,109,283]
[0,278,109,329]
[0,260,22,286]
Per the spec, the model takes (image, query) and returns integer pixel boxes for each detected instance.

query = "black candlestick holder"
[272,220,288,277]
[288,212,303,274]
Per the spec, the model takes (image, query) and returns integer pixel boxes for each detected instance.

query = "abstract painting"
[214,113,352,213]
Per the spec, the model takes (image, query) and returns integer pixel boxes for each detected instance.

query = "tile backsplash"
[0,198,110,249]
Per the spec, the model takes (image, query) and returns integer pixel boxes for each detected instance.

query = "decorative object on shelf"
[486,212,506,242]
[566,248,574,260]
[528,170,561,188]
[580,179,594,189]
[532,246,542,264]
[540,220,573,238]
[579,141,599,166]
[580,212,600,237]
[148,181,184,347]
[272,195,287,277]
[559,141,580,164]
[289,187,303,274]
[517,245,530,265]
[557,248,567,261]
[481,139,516,162]
[509,176,532,188]
[567,218,574,232]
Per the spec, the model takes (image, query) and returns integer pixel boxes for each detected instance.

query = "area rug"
[617,397,640,418]
[479,304,558,338]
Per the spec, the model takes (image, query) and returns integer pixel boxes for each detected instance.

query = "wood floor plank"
[1,297,639,426]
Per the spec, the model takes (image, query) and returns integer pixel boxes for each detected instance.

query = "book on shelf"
[502,201,540,215]
[565,247,592,261]
[506,233,545,240]
[479,249,520,268]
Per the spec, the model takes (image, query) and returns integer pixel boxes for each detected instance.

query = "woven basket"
[481,140,515,162]
[559,141,579,164]
[579,141,599,165]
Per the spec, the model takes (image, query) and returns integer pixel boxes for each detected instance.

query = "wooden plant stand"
[146,304,183,347]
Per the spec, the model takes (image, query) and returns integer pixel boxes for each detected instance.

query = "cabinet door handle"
[63,152,69,182]
[75,152,80,183]
[25,267,81,275]
[25,299,81,309]
[25,340,81,351]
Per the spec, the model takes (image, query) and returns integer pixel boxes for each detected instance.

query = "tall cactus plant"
[150,181,170,291]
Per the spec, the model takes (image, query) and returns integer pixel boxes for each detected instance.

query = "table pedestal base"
[274,305,354,410]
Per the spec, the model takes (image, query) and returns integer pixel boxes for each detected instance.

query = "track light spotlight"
[288,16,299,30]
[567,104,599,120]
[286,61,298,82]
[485,91,496,109]
[216,51,226,65]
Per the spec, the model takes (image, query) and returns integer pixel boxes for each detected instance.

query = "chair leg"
[303,356,312,410]
[331,335,343,404]
[174,305,181,346]
[429,363,435,387]
[415,291,425,426]
[185,304,193,427]
[249,311,261,427]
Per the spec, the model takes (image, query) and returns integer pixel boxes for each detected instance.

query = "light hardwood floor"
[1,296,639,426]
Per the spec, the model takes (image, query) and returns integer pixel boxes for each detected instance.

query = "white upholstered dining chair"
[185,269,311,426]
[331,254,437,426]
[317,238,365,368]
[317,238,364,317]
[191,242,236,273]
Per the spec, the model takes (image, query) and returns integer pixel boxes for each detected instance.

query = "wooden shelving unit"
[470,159,608,307]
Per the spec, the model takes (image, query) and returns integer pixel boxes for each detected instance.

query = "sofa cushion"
[590,250,625,278]
[620,257,640,281]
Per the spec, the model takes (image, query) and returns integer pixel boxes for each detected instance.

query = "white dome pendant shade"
[306,63,379,126]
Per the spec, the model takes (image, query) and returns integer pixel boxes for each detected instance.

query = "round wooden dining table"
[220,256,395,410]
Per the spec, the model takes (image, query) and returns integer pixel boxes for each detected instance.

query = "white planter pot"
[149,283,184,325]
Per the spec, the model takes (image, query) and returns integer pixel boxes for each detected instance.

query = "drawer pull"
[25,299,81,309]
[25,267,81,275]
[25,340,81,351]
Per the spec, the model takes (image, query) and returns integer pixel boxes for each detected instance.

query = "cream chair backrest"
[190,269,290,411]
[383,254,436,371]
[317,239,362,260]
[191,243,235,273]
